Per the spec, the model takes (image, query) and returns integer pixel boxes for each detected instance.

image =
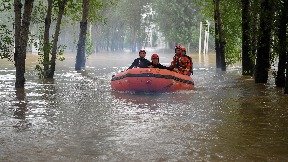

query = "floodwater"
[1,50,288,161]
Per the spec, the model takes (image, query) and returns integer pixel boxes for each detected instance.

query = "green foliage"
[65,0,113,23]
[29,0,72,76]
[86,32,93,56]
[65,0,82,21]
[0,0,12,12]
[57,44,66,61]
[152,0,204,48]
[198,0,242,65]
[35,64,44,79]
[32,1,47,23]
[0,25,13,60]
[88,0,104,23]
[119,0,151,48]
[93,0,152,51]
[221,0,242,65]
[0,0,14,61]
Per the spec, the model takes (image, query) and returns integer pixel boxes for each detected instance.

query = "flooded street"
[1,50,288,161]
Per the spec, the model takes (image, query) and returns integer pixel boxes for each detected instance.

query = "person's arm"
[146,59,152,67]
[166,66,174,71]
[170,60,175,68]
[157,64,173,71]
[128,59,138,69]
[147,61,153,67]
[164,65,174,71]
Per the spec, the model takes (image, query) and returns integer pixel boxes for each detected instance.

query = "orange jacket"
[170,54,181,69]
[170,54,192,75]
[179,56,192,75]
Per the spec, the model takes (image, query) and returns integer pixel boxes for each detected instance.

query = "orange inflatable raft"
[111,68,195,92]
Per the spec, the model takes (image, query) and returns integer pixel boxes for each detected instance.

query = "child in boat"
[127,49,151,69]
[181,47,193,75]
[170,45,192,75]
[148,54,173,70]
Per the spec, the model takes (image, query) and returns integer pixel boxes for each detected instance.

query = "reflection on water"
[13,88,29,131]
[0,52,288,161]
[198,53,212,67]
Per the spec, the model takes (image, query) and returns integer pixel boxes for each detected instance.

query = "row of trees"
[198,0,288,94]
[35,0,205,53]
[0,0,116,88]
[1,0,288,94]
[1,0,207,59]
[241,0,288,93]
[81,0,205,53]
[0,0,205,88]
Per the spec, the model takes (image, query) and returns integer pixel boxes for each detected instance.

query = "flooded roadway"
[1,50,288,161]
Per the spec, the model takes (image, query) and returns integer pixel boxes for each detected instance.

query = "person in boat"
[181,47,193,75]
[127,49,151,69]
[170,45,182,71]
[169,45,191,75]
[148,54,173,70]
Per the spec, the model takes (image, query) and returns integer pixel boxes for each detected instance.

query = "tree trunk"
[283,0,288,94]
[214,3,221,69]
[285,60,288,94]
[276,1,287,87]
[14,0,34,88]
[241,0,254,75]
[43,0,53,75]
[131,26,136,52]
[250,0,259,69]
[215,0,226,71]
[75,0,89,71]
[255,0,273,83]
[14,0,21,66]
[46,0,68,78]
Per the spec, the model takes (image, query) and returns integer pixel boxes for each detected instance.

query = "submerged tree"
[255,0,274,83]
[285,57,288,94]
[14,0,34,88]
[213,1,220,68]
[46,0,68,78]
[74,0,117,70]
[33,0,69,78]
[42,0,53,78]
[198,0,241,70]
[75,0,89,71]
[275,0,288,87]
[241,0,254,75]
[214,0,226,71]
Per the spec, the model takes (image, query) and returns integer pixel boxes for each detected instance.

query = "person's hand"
[148,65,153,68]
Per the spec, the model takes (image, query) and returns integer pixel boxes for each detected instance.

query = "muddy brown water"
[0,50,288,161]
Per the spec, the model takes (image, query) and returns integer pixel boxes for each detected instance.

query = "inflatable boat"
[111,68,194,92]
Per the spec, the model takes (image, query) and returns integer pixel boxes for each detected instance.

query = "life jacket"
[170,54,182,68]
[178,56,191,75]
[184,55,193,75]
